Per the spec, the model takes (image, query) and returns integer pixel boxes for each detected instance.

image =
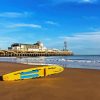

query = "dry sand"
[0,62,100,100]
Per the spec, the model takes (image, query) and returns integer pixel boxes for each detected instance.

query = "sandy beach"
[0,62,100,100]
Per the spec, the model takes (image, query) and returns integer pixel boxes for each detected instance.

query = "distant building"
[63,41,67,51]
[8,41,47,51]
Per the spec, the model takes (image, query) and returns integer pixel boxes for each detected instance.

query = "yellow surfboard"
[2,65,64,81]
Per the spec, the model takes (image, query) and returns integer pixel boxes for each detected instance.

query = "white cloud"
[0,12,32,18]
[45,21,59,26]
[89,27,100,32]
[8,23,42,29]
[43,38,51,41]
[58,31,100,54]
[80,0,97,3]
[51,0,98,4]
[82,16,98,21]
[59,31,100,42]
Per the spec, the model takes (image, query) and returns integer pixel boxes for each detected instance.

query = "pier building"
[0,41,73,57]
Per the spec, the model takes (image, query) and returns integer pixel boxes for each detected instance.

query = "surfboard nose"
[54,65,64,73]
[59,66,64,72]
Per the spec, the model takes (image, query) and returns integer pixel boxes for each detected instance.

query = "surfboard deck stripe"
[20,74,39,79]
[20,70,39,75]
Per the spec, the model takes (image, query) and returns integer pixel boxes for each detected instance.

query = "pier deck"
[0,50,73,57]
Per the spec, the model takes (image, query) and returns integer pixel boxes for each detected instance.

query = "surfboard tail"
[0,76,3,81]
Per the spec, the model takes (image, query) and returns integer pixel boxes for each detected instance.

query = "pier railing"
[0,50,73,57]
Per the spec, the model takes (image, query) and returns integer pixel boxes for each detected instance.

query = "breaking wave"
[0,55,100,69]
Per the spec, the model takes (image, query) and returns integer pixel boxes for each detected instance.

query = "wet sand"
[0,62,100,100]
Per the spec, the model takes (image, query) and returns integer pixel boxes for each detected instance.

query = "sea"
[0,55,100,70]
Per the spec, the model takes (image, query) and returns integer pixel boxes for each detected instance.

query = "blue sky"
[0,0,100,55]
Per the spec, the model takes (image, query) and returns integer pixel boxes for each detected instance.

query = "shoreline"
[0,62,100,100]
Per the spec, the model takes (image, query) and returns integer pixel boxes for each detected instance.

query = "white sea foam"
[23,62,53,65]
[0,56,100,69]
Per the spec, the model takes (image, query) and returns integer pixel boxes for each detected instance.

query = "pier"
[0,50,73,57]
[0,41,73,57]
